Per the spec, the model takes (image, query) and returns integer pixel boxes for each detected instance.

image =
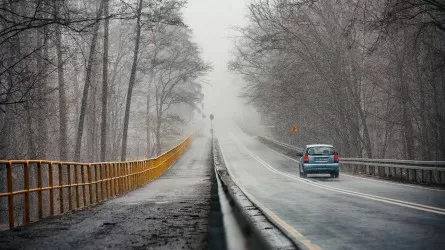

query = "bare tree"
[231,0,445,159]
[101,0,110,161]
[55,1,68,160]
[121,0,143,161]
[74,1,105,161]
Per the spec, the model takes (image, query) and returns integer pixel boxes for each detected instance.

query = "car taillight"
[303,154,309,163]
[334,153,339,163]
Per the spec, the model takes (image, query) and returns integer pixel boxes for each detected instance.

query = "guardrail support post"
[406,168,409,182]
[413,169,417,183]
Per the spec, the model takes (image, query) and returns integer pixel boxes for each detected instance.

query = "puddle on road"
[125,200,170,205]
[155,201,170,204]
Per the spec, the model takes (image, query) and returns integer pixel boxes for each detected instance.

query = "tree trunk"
[156,120,162,156]
[100,0,109,161]
[74,1,105,161]
[55,2,68,161]
[146,95,151,156]
[120,0,143,161]
[26,103,37,159]
[36,0,48,159]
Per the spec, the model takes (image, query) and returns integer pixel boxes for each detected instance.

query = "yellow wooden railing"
[0,136,192,230]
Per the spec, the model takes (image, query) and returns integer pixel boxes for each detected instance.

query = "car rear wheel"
[299,167,307,178]
[331,172,339,178]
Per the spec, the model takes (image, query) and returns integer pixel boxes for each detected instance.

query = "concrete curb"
[212,137,299,250]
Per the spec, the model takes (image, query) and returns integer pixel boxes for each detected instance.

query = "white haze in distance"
[183,0,262,130]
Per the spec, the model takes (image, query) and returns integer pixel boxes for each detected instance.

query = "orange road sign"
[290,124,298,133]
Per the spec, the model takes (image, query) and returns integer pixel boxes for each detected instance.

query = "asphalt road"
[0,138,212,250]
[216,122,445,250]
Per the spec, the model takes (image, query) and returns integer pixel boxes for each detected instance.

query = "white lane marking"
[341,173,445,192]
[218,141,322,250]
[230,134,445,216]
[262,140,445,192]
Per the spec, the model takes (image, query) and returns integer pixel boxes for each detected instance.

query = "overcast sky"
[182,0,253,122]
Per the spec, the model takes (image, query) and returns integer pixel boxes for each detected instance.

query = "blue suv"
[298,144,340,178]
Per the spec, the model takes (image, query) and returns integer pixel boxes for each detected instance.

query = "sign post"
[210,114,214,139]
[289,124,298,145]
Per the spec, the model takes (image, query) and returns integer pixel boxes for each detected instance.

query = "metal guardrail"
[258,136,304,152]
[0,136,192,230]
[258,136,445,185]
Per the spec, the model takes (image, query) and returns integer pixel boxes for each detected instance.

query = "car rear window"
[307,147,335,155]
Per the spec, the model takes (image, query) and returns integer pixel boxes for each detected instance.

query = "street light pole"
[210,114,214,140]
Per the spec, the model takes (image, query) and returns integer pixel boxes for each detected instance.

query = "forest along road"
[0,138,212,250]
[216,122,445,250]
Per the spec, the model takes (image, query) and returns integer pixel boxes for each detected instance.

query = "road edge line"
[217,137,321,250]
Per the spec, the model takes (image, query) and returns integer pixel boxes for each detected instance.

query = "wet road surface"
[216,123,445,250]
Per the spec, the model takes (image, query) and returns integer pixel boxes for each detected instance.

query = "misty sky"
[183,0,251,122]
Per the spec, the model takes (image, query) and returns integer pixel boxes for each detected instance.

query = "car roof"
[306,144,334,148]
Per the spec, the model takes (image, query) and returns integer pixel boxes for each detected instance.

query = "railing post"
[49,163,54,216]
[58,162,64,214]
[122,162,125,193]
[24,161,30,224]
[7,161,14,229]
[88,164,93,205]
[132,162,135,189]
[81,164,87,207]
[125,163,129,192]
[95,164,100,203]
[112,163,117,196]
[74,164,80,209]
[101,164,106,200]
[129,162,132,190]
[99,164,103,201]
[118,163,122,195]
[37,161,43,219]
[105,163,110,200]
[67,164,72,211]
[140,161,143,185]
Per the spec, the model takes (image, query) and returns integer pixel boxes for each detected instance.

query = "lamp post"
[210,114,214,139]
